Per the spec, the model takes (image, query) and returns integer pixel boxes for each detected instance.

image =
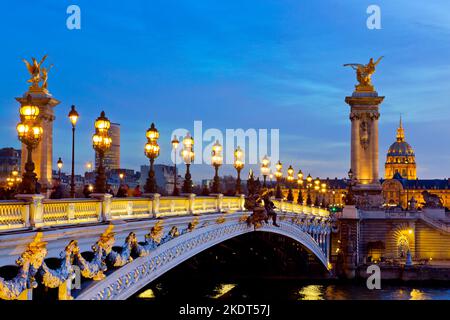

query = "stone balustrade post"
[210,193,223,212]
[146,193,160,218]
[239,194,245,211]
[187,193,196,214]
[90,193,113,222]
[15,194,45,228]
[280,198,285,212]
[68,203,75,220]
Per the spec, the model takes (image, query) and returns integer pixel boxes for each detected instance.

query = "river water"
[133,233,449,301]
[134,279,450,300]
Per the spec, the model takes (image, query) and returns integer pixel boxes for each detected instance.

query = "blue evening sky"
[1,0,449,180]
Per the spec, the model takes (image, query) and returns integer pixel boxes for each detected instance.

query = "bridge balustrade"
[0,194,329,233]
[0,200,29,230]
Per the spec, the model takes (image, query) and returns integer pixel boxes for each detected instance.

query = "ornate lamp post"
[306,174,313,205]
[233,146,244,195]
[144,123,160,194]
[57,157,63,179]
[314,177,321,206]
[119,172,124,185]
[287,165,294,201]
[260,155,270,188]
[16,95,43,194]
[171,135,180,196]
[274,160,283,199]
[211,140,223,194]
[297,169,304,204]
[320,182,328,208]
[68,105,79,198]
[92,111,112,194]
[181,133,195,193]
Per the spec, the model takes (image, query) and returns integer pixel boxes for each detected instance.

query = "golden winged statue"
[22,55,51,92]
[344,56,383,92]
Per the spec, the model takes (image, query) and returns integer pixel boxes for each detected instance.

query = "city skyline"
[1,1,450,179]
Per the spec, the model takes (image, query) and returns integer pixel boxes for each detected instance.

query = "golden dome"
[387,117,415,158]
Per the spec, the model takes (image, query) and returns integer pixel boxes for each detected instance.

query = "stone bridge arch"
[76,217,331,300]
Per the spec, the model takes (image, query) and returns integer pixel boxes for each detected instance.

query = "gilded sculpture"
[344,56,383,92]
[0,232,47,300]
[22,55,53,93]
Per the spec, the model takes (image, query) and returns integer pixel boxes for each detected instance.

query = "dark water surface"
[134,278,450,300]
[132,233,450,301]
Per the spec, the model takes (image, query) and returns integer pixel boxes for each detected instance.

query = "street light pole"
[211,140,223,194]
[182,133,194,194]
[260,155,270,188]
[297,169,304,205]
[92,111,112,194]
[68,105,79,198]
[57,157,63,180]
[287,165,294,202]
[144,123,160,194]
[16,94,43,194]
[171,135,180,196]
[234,147,244,195]
[275,160,283,199]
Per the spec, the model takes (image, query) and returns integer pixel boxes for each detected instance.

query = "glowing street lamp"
[16,95,43,194]
[119,172,124,185]
[287,165,294,201]
[320,182,328,208]
[211,140,223,193]
[144,123,160,194]
[260,155,270,188]
[181,133,195,193]
[92,111,112,193]
[171,135,180,196]
[313,177,321,206]
[306,173,313,206]
[233,146,244,195]
[275,160,283,199]
[68,105,79,198]
[57,157,63,179]
[297,169,304,204]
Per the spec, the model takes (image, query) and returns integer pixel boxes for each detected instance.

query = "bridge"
[0,194,333,300]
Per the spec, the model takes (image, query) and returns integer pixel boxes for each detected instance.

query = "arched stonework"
[76,218,331,300]
[382,179,404,207]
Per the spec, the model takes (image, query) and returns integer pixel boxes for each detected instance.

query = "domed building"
[384,117,417,180]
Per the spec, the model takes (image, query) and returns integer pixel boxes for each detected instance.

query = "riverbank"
[355,264,450,282]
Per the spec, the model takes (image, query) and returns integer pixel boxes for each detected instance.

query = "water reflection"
[209,284,236,299]
[294,284,449,300]
[135,280,450,301]
[298,285,325,300]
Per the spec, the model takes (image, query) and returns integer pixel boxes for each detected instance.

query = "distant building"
[385,117,417,180]
[96,123,120,171]
[139,164,180,195]
[282,119,450,209]
[108,168,140,189]
[0,148,21,181]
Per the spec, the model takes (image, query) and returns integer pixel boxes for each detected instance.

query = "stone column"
[345,91,384,192]
[17,91,60,191]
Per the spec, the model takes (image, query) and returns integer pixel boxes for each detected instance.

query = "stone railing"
[0,200,30,231]
[0,194,329,233]
[419,212,450,233]
[0,194,246,232]
[273,199,329,217]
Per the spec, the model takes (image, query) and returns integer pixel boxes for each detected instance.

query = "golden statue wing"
[38,54,48,66]
[374,56,384,65]
[22,59,34,74]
